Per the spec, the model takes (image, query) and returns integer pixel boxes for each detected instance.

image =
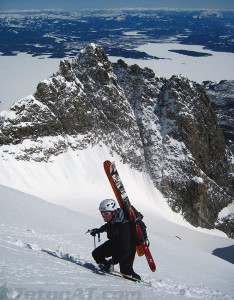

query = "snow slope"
[0,143,233,255]
[0,144,190,226]
[0,144,229,242]
[0,184,234,300]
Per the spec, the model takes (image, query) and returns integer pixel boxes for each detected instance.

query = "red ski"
[104,160,156,272]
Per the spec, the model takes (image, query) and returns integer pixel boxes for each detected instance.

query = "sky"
[0,0,234,10]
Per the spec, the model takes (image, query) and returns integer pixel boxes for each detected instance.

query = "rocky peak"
[72,43,117,87]
[0,43,144,167]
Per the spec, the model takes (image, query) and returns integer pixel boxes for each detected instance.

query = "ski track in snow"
[1,221,233,300]
[0,179,234,300]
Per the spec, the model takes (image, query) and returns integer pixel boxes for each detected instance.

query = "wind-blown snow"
[0,182,234,300]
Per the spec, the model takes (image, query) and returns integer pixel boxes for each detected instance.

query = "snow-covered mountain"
[1,184,234,300]
[0,44,233,238]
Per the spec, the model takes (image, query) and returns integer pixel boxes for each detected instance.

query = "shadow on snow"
[212,245,234,264]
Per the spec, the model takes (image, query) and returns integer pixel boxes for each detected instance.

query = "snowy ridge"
[0,184,234,300]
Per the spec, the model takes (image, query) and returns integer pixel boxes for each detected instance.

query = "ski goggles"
[101,211,112,216]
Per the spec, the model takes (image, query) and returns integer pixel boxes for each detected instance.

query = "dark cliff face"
[0,44,233,237]
[203,80,234,155]
[157,77,233,229]
[114,62,234,233]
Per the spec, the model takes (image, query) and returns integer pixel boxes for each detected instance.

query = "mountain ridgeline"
[0,44,233,237]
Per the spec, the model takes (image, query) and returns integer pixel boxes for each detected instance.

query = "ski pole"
[94,235,96,249]
[86,229,100,249]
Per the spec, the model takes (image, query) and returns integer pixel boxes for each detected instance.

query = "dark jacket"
[98,208,135,264]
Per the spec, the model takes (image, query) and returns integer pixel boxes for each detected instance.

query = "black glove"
[90,228,100,237]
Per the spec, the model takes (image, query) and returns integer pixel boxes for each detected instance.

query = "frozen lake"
[0,53,61,111]
[1,43,234,111]
[110,43,234,84]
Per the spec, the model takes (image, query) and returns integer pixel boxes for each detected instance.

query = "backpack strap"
[122,219,130,224]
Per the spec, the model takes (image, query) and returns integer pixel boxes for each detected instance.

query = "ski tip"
[104,160,115,171]
[103,160,111,170]
[151,266,156,272]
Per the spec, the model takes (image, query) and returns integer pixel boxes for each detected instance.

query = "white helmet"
[99,199,117,212]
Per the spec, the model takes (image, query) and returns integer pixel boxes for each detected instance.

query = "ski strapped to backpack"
[104,160,156,272]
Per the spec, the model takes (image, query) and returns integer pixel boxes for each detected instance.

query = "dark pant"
[92,240,136,276]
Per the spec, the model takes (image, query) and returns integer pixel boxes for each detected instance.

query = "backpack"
[130,206,148,246]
